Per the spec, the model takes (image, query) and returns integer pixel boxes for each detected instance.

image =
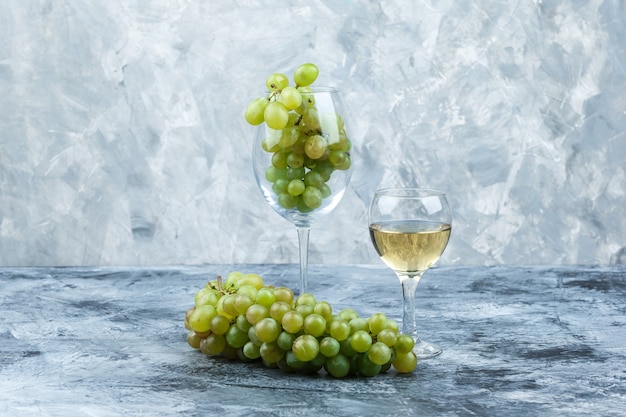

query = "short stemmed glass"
[368,188,451,359]
[252,88,353,295]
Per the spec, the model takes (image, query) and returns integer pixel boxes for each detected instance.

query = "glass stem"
[296,226,311,295]
[398,273,423,343]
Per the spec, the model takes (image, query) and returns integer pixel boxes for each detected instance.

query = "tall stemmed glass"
[252,88,353,295]
[368,188,451,359]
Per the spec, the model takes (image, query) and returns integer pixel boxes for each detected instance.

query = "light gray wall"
[1,1,624,266]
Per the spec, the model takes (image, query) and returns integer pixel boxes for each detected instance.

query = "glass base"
[414,340,442,359]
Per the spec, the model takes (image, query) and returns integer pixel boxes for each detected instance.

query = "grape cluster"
[184,272,418,377]
[245,63,352,213]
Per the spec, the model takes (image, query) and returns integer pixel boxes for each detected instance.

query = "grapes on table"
[184,272,418,378]
[244,63,352,213]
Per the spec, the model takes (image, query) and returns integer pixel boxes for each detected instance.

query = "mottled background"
[1,0,625,267]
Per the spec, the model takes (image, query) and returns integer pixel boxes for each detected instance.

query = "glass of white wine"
[368,187,452,359]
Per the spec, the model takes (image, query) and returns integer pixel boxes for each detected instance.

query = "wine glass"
[252,88,353,295]
[368,187,451,359]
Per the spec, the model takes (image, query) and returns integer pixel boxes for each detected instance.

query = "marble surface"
[1,264,625,416]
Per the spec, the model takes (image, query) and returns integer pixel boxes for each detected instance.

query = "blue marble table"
[1,265,625,416]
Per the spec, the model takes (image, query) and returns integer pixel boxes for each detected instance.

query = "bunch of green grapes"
[184,271,418,377]
[244,63,352,213]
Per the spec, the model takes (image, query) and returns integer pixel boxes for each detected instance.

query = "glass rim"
[263,85,340,94]
[373,187,447,197]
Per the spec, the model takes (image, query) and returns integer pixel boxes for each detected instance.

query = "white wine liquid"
[369,220,451,274]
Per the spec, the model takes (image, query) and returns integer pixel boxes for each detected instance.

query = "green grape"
[269,301,292,322]
[394,334,415,354]
[188,305,217,333]
[385,318,399,333]
[319,337,340,358]
[276,331,295,351]
[296,293,317,306]
[313,160,334,182]
[210,314,231,336]
[304,135,326,160]
[237,284,258,299]
[350,330,373,353]
[286,166,305,180]
[256,287,277,308]
[236,314,253,333]
[286,152,304,168]
[313,301,332,320]
[271,151,289,168]
[368,312,388,336]
[273,286,294,304]
[266,72,289,92]
[265,166,287,183]
[272,178,289,194]
[255,317,281,343]
[302,186,322,209]
[291,136,306,154]
[329,131,351,151]
[319,183,331,199]
[225,271,244,287]
[296,197,314,213]
[278,193,298,209]
[392,351,418,373]
[216,296,234,320]
[200,334,227,356]
[334,153,351,171]
[303,313,326,337]
[220,294,238,317]
[225,325,249,349]
[260,341,285,363]
[264,101,289,130]
[328,150,348,167]
[245,97,269,125]
[279,86,302,110]
[262,137,280,153]
[234,293,255,315]
[292,334,319,362]
[287,179,305,196]
[187,331,202,349]
[303,170,324,188]
[222,344,239,360]
[237,274,265,290]
[285,351,306,370]
[304,353,326,373]
[376,329,398,347]
[357,353,381,377]
[277,356,296,373]
[281,310,304,334]
[367,342,392,365]
[329,319,351,341]
[246,303,270,325]
[293,63,319,87]
[339,337,357,356]
[324,353,350,378]
[247,325,261,346]
[184,308,193,330]
[278,126,299,148]
[349,317,369,333]
[194,288,219,307]
[301,107,320,131]
[338,308,359,321]
[295,303,314,317]
[243,341,261,360]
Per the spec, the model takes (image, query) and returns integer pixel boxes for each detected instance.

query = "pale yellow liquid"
[369,220,451,273]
